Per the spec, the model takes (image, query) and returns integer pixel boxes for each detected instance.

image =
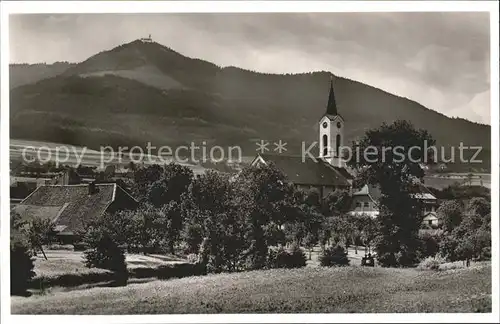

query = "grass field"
[12,262,491,314]
[34,250,186,277]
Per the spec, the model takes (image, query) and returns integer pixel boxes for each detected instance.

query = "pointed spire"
[326,74,338,115]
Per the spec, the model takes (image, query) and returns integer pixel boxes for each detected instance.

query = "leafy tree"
[358,214,378,254]
[152,201,183,254]
[467,197,490,218]
[303,232,318,260]
[233,164,298,269]
[183,171,244,272]
[132,164,163,200]
[348,120,435,267]
[25,217,54,260]
[437,200,464,232]
[11,212,35,295]
[148,163,193,207]
[182,222,204,254]
[83,227,128,285]
[323,189,351,216]
[418,231,442,259]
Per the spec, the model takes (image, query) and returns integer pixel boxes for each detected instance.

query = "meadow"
[12,261,491,314]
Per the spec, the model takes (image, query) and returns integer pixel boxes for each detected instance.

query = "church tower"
[319,76,345,167]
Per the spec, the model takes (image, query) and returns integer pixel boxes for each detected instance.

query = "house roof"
[353,183,435,202]
[253,154,352,187]
[423,211,439,220]
[353,184,382,201]
[14,183,138,235]
[410,183,437,200]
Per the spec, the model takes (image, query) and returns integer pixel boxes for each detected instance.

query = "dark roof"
[253,154,351,187]
[14,184,138,235]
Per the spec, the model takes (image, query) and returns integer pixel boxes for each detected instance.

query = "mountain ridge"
[9,39,491,170]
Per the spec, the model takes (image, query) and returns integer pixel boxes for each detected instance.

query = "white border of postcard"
[1,1,499,323]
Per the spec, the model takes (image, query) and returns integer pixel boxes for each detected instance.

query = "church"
[251,76,438,221]
[251,77,354,199]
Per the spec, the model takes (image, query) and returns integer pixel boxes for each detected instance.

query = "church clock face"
[322,122,328,128]
[337,122,342,129]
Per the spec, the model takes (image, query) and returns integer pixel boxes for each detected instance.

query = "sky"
[9,12,491,124]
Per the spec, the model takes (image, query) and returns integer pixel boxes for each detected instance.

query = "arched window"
[336,134,341,157]
[322,134,328,156]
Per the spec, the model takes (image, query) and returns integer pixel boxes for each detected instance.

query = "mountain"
[10,62,76,89]
[10,40,491,170]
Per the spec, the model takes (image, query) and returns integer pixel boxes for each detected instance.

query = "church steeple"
[326,75,338,116]
[319,75,345,167]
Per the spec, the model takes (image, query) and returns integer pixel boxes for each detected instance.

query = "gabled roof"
[353,184,382,201]
[252,154,351,187]
[353,183,435,202]
[14,183,138,235]
[410,183,437,200]
[423,211,439,220]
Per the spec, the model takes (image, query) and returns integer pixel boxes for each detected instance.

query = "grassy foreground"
[12,262,491,314]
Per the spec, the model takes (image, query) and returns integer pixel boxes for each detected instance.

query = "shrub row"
[31,270,115,289]
[128,262,206,280]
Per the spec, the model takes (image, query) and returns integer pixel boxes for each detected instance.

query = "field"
[12,261,491,314]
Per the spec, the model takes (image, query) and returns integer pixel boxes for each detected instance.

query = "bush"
[417,255,446,271]
[11,238,35,295]
[83,229,128,286]
[47,244,74,251]
[32,270,115,289]
[319,244,350,267]
[73,242,88,251]
[418,232,442,259]
[267,244,307,269]
[128,262,206,279]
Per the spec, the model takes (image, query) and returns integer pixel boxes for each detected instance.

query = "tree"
[132,164,163,200]
[323,189,351,216]
[182,170,245,272]
[233,164,298,270]
[11,212,35,295]
[303,232,318,260]
[147,163,193,207]
[467,197,490,218]
[348,120,435,267]
[152,201,183,254]
[25,217,54,260]
[450,213,489,266]
[357,214,378,254]
[437,200,463,232]
[83,227,128,285]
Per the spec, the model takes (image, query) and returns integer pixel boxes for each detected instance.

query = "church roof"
[326,77,338,116]
[253,154,351,187]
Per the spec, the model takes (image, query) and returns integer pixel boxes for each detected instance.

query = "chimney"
[88,182,98,195]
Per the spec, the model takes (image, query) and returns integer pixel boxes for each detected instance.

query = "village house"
[348,184,381,218]
[13,183,139,243]
[349,183,439,225]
